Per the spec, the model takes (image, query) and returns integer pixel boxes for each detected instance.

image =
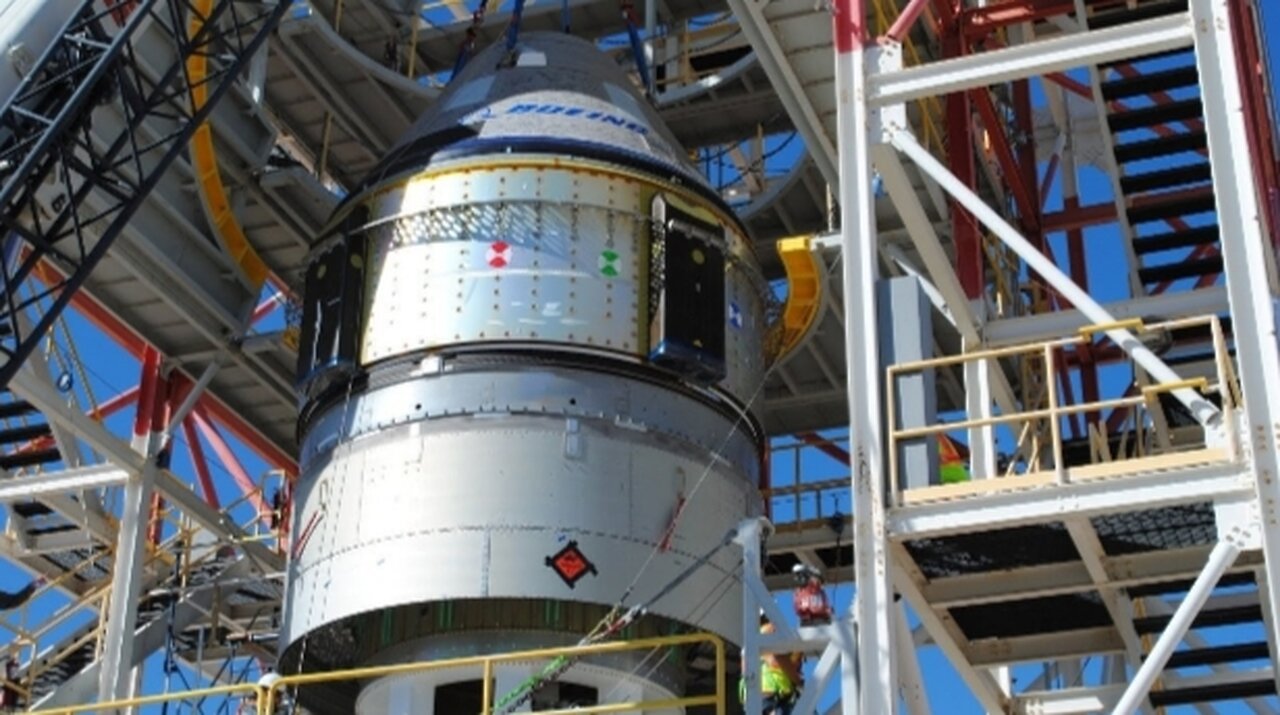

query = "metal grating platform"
[951,592,1111,640]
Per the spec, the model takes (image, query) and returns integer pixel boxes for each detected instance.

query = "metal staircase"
[1089,0,1224,294]
[1131,576,1276,709]
[0,392,61,472]
[26,548,269,709]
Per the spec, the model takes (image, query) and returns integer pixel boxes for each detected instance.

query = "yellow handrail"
[884,314,1237,499]
[29,682,262,714]
[264,632,727,714]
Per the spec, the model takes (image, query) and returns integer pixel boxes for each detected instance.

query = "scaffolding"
[0,0,1274,712]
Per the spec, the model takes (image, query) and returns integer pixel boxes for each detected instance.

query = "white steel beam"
[1063,519,1145,667]
[889,461,1250,538]
[891,554,1009,712]
[1014,683,1128,715]
[98,457,158,704]
[737,518,765,715]
[725,0,838,187]
[877,150,982,345]
[1113,538,1242,715]
[924,546,1262,608]
[10,365,283,570]
[0,466,128,503]
[895,601,930,715]
[891,129,1219,425]
[869,13,1193,107]
[835,12,895,712]
[1142,599,1276,715]
[1189,0,1280,686]
[969,627,1124,667]
[792,642,843,715]
[984,287,1230,346]
[875,148,1020,418]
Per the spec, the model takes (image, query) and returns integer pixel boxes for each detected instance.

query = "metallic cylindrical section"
[286,31,770,710]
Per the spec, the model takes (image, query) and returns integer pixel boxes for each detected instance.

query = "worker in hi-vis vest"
[740,618,804,714]
[938,433,971,484]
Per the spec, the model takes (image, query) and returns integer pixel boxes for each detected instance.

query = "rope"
[491,531,739,713]
[491,236,849,708]
[597,564,740,704]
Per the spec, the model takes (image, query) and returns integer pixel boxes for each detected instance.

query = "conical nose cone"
[346,32,707,202]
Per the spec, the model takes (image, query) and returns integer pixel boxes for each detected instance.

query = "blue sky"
[3,2,1280,712]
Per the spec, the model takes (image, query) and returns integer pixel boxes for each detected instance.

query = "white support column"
[895,602,930,715]
[1112,538,1242,715]
[963,344,997,480]
[737,518,764,715]
[1189,0,1280,686]
[97,457,159,705]
[793,642,843,715]
[833,2,895,711]
[890,129,1219,426]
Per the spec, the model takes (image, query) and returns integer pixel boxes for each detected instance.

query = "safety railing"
[888,315,1241,504]
[28,682,261,714]
[652,15,749,92]
[23,633,725,713]
[5,523,238,702]
[264,632,727,714]
[766,436,852,533]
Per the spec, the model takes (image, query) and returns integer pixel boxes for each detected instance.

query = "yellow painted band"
[187,2,269,290]
[353,155,757,262]
[774,235,821,361]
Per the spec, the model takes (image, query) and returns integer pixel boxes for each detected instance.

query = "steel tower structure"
[0,0,1272,713]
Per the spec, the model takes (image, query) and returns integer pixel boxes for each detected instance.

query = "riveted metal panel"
[300,366,760,476]
[351,163,770,406]
[360,176,649,361]
[283,411,758,651]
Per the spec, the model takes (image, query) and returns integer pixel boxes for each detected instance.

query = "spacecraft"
[287,31,771,712]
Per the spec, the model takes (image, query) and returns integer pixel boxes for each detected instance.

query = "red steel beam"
[937,0,984,298]
[1232,0,1280,254]
[971,88,1041,232]
[884,0,931,43]
[960,0,1075,40]
[183,417,220,510]
[796,432,851,465]
[1043,202,1116,232]
[192,406,273,527]
[30,258,297,474]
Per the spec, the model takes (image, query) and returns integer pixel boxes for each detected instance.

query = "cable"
[505,0,526,50]
[596,563,740,705]
[452,0,494,76]
[288,378,359,700]
[492,529,741,713]
[619,0,653,96]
